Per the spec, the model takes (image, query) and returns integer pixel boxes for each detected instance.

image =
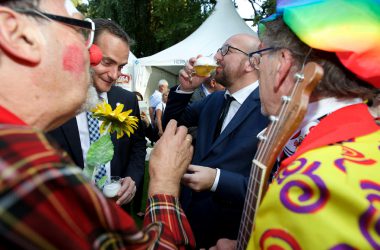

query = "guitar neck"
[236,62,324,249]
[236,160,267,249]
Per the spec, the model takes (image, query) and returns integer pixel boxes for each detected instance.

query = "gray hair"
[158,79,168,86]
[0,0,39,9]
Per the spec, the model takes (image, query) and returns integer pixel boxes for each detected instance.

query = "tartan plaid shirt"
[0,108,195,249]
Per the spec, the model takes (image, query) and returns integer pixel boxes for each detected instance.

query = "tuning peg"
[258,134,267,141]
[295,72,304,81]
[281,96,291,103]
[269,115,278,122]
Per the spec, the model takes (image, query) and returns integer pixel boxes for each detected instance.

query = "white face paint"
[64,0,80,17]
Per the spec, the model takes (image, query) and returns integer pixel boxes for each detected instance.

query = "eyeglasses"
[13,8,95,48]
[248,47,276,68]
[248,47,275,57]
[217,44,250,57]
[218,44,274,58]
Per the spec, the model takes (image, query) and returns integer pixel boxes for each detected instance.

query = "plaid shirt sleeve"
[0,125,195,249]
[144,194,196,249]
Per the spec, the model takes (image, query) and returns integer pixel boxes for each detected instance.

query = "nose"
[214,50,222,61]
[108,66,120,81]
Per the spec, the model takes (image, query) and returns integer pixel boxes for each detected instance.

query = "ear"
[273,49,293,92]
[244,57,256,73]
[0,8,41,65]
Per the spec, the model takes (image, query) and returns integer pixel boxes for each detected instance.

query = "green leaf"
[86,134,114,167]
[97,175,108,189]
[83,165,95,180]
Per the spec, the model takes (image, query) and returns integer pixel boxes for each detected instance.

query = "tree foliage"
[84,0,215,57]
[246,0,276,27]
[150,0,215,50]
[77,0,274,57]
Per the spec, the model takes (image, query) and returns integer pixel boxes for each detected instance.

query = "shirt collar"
[225,80,259,104]
[300,97,363,128]
[256,97,364,144]
[201,84,211,96]
[99,92,108,103]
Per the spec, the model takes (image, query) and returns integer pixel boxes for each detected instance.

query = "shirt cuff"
[175,85,194,94]
[210,168,220,192]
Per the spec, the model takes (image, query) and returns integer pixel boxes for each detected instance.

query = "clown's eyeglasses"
[13,8,94,48]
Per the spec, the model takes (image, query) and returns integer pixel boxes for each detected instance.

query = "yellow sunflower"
[91,100,139,139]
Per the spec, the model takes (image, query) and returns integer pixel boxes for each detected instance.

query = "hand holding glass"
[103,176,122,200]
[193,56,217,77]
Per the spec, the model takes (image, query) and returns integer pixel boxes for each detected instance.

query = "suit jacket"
[188,86,207,145]
[48,86,146,191]
[190,86,206,103]
[163,85,269,248]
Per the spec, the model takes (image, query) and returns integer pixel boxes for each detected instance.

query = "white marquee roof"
[136,0,256,67]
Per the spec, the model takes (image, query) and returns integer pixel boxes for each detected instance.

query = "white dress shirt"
[221,81,259,133]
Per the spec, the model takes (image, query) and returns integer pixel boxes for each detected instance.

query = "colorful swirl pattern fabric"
[276,0,380,88]
[249,130,380,249]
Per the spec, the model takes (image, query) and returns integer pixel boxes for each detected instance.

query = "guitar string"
[237,160,261,244]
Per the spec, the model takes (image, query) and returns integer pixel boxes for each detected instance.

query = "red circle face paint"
[62,44,86,76]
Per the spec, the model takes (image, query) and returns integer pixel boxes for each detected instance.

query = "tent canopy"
[133,0,256,98]
[137,0,256,67]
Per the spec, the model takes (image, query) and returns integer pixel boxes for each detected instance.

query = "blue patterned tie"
[86,112,107,185]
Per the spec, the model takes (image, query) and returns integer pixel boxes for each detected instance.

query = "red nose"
[89,44,102,66]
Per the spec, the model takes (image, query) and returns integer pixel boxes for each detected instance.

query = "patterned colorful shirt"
[249,104,380,249]
[0,107,195,249]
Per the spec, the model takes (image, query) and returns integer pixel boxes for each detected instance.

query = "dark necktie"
[214,95,235,140]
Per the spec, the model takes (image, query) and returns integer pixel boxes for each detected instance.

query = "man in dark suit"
[189,75,225,103]
[163,33,269,248]
[188,76,225,147]
[49,19,146,207]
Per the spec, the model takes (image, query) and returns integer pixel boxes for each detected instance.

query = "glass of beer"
[103,176,122,200]
[193,56,218,77]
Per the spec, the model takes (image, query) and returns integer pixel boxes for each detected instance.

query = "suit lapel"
[203,89,261,159]
[61,118,84,167]
[200,89,206,99]
[107,86,117,108]
[196,93,225,158]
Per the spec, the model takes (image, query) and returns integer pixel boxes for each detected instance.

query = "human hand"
[178,56,206,92]
[181,164,217,192]
[148,119,193,197]
[158,129,164,137]
[209,239,236,250]
[116,177,136,205]
[140,111,150,126]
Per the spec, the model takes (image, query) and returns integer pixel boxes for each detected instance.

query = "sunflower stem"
[101,122,112,137]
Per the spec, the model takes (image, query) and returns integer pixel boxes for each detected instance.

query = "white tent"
[133,0,256,99]
[116,52,137,92]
